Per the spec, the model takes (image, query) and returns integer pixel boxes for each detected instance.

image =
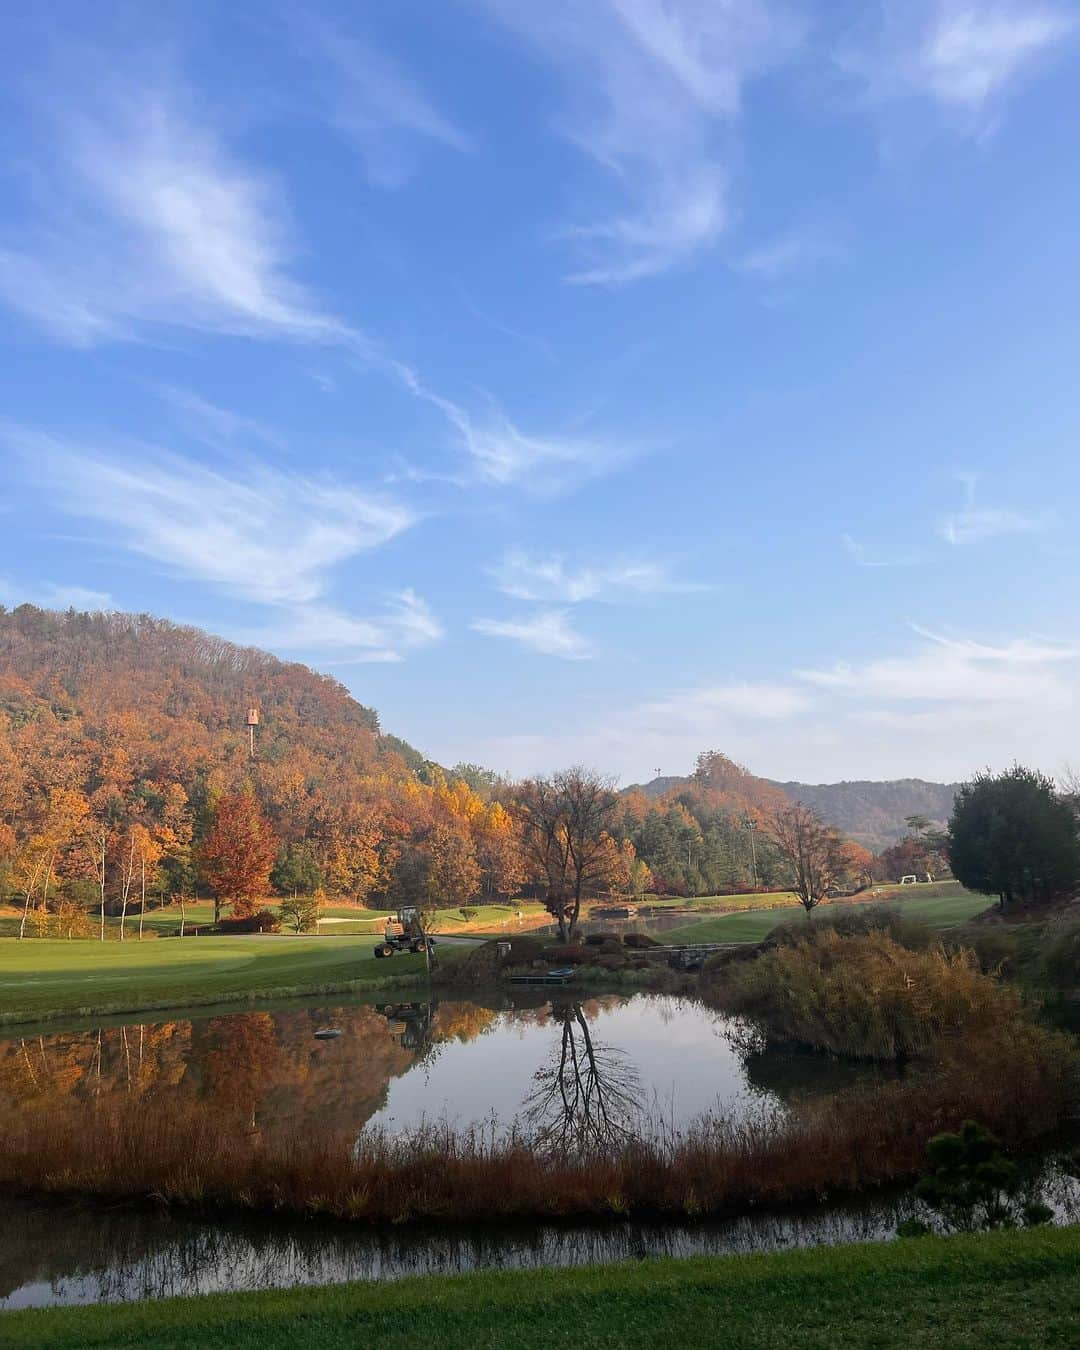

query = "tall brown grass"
[709,930,1023,1060]
[0,1023,1074,1226]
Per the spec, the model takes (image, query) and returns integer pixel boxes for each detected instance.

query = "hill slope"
[776,778,958,851]
[626,769,957,851]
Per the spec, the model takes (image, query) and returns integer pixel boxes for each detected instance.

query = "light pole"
[745,816,758,889]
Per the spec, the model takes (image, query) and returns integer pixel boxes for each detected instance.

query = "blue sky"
[2,1,1079,786]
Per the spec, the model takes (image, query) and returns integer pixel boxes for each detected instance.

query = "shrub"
[712,930,1022,1060]
[596,953,627,971]
[623,932,660,949]
[218,908,280,934]
[1043,925,1080,990]
[766,906,936,952]
[907,1119,1053,1234]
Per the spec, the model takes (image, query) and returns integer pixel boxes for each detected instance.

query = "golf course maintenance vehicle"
[373,906,435,958]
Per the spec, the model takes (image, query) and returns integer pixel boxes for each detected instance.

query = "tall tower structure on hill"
[246,706,259,758]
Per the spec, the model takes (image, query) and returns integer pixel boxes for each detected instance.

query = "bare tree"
[764,802,849,918]
[522,1001,641,1154]
[516,768,618,941]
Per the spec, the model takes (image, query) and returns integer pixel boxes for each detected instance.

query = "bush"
[541,944,592,965]
[596,953,627,971]
[1043,925,1080,990]
[218,908,280,934]
[712,930,1023,1060]
[766,906,936,952]
[623,932,660,949]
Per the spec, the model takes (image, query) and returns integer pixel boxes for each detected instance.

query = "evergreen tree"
[949,766,1079,909]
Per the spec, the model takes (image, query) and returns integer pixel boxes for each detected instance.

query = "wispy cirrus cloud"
[843,1,1074,132]
[8,428,415,606]
[490,550,706,602]
[3,425,439,662]
[471,609,594,660]
[456,623,1079,783]
[0,46,635,504]
[482,0,802,284]
[938,474,1053,545]
[0,81,347,347]
[290,10,473,188]
[241,590,444,664]
[153,385,288,454]
[841,533,923,568]
[0,578,114,612]
[799,625,1076,704]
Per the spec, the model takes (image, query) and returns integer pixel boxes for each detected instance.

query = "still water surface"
[1,990,1075,1310]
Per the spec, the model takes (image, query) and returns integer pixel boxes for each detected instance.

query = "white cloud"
[448,405,627,493]
[844,1,1074,130]
[841,533,923,568]
[154,385,287,453]
[917,0,1072,109]
[0,86,346,346]
[471,609,594,659]
[441,622,1080,784]
[937,474,1053,544]
[382,365,631,492]
[799,626,1076,704]
[482,0,801,283]
[734,224,845,280]
[292,12,472,188]
[0,579,113,612]
[638,680,811,724]
[241,591,443,664]
[491,550,705,602]
[939,506,1053,545]
[0,56,631,502]
[7,422,416,597]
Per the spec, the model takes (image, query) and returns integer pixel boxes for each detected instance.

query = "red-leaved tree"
[200,791,278,921]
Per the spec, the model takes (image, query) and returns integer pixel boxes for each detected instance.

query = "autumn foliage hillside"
[0,605,523,918]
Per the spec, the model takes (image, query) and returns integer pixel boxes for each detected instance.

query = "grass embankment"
[658,886,989,946]
[4,1226,1080,1349]
[0,937,464,1025]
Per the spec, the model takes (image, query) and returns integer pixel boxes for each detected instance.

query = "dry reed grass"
[709,930,1023,1060]
[1,1021,1074,1226]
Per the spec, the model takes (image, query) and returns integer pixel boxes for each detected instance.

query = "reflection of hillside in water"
[0,993,885,1145]
[0,1000,507,1137]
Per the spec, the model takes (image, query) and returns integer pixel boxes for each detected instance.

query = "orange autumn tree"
[200,790,278,922]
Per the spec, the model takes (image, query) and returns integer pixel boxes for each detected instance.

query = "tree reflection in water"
[522,1001,641,1153]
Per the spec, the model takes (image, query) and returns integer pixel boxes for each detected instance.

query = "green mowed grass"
[3,1225,1078,1349]
[658,886,991,946]
[0,934,451,1023]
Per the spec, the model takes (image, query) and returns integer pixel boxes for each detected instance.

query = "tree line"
[1,608,1075,939]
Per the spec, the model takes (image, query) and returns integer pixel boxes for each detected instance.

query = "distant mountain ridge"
[626,771,958,852]
[775,778,959,851]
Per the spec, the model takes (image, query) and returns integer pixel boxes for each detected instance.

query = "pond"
[0,991,879,1143]
[1,990,1076,1310]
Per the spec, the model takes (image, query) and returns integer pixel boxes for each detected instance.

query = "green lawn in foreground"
[0,935,457,1024]
[658,886,991,946]
[2,1225,1077,1349]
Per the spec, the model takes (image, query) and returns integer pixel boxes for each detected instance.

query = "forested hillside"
[0,606,523,919]
[628,769,957,852]
[776,779,958,851]
[0,606,937,921]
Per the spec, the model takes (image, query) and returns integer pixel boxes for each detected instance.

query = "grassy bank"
[4,1225,1080,1349]
[0,936,464,1025]
[659,887,990,946]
